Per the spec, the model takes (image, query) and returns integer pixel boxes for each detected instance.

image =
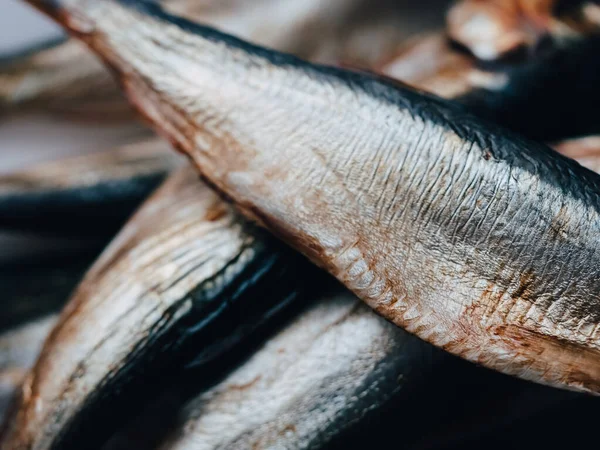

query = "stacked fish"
[1,0,600,449]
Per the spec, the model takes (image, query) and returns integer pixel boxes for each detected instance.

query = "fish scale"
[20,0,600,394]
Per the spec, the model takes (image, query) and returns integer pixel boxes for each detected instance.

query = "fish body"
[160,290,444,450]
[0,38,121,117]
[0,167,321,450]
[0,251,98,426]
[0,316,57,424]
[28,0,600,394]
[446,0,599,61]
[0,0,444,117]
[0,139,181,236]
[379,29,600,141]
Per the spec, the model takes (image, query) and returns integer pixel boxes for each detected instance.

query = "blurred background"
[0,0,150,261]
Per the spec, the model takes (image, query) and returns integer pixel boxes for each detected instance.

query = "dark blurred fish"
[446,0,597,61]
[0,251,99,333]
[378,21,600,140]
[0,38,128,119]
[0,250,102,425]
[0,166,322,450]
[0,0,445,118]
[0,138,182,237]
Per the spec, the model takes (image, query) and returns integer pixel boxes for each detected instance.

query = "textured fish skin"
[0,0,443,117]
[152,136,600,450]
[0,138,181,237]
[159,290,444,450]
[27,0,600,394]
[0,167,321,450]
[0,316,57,425]
[378,29,600,141]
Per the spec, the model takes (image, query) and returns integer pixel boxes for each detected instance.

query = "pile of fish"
[1,0,600,448]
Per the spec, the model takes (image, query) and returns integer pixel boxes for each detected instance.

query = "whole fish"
[27,0,600,395]
[0,138,181,236]
[0,0,443,118]
[0,166,321,450]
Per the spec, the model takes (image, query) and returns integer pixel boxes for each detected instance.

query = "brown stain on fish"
[19,0,600,406]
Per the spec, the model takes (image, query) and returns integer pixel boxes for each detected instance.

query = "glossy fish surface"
[30,0,600,395]
[0,167,320,450]
[0,138,181,236]
[146,134,600,450]
[160,290,442,450]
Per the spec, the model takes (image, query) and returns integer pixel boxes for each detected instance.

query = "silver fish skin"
[160,290,440,450]
[0,166,318,450]
[0,316,57,425]
[27,0,600,393]
[0,138,182,236]
[111,136,600,450]
[0,0,442,117]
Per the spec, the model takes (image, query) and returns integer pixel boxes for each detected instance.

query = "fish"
[80,135,600,450]
[377,27,600,140]
[0,316,58,424]
[5,146,597,450]
[446,0,599,61]
[0,138,182,237]
[0,166,322,450]
[419,389,597,450]
[0,251,99,333]
[26,0,600,396]
[0,0,444,118]
[553,135,600,173]
[0,37,129,119]
[157,290,448,450]
[0,251,101,425]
